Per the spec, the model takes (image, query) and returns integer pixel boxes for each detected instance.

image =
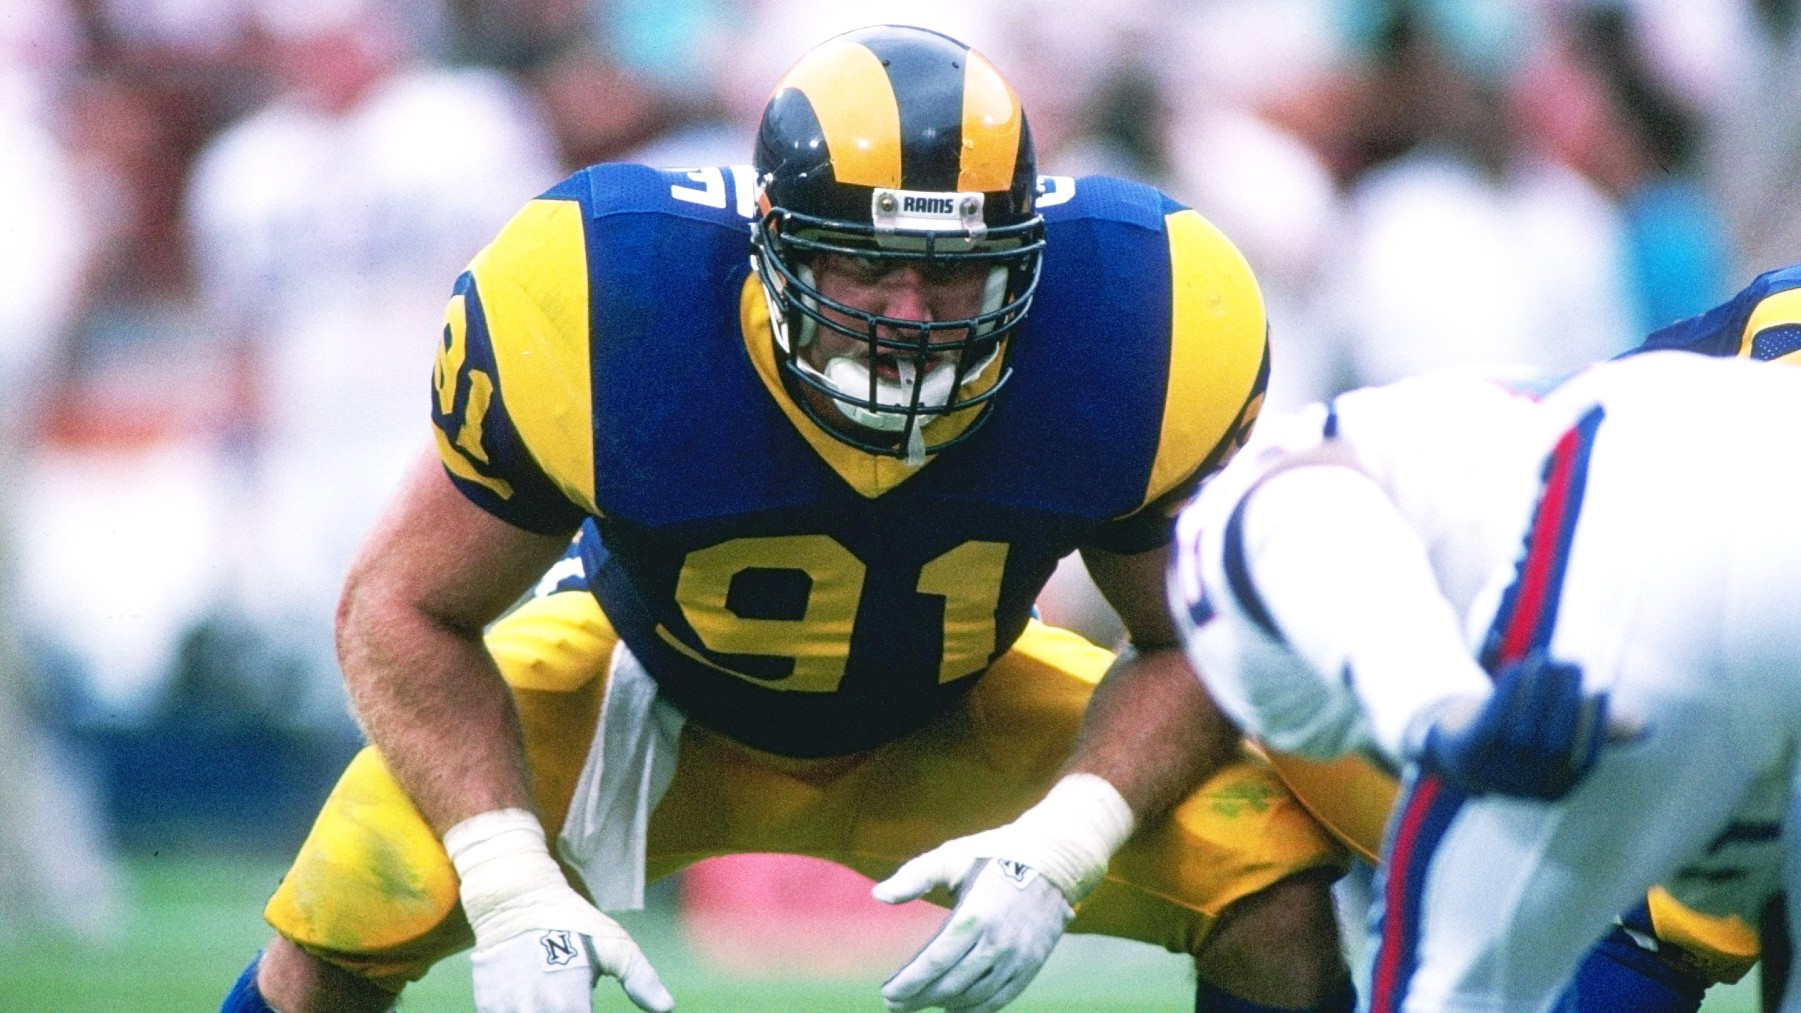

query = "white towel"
[556,642,686,912]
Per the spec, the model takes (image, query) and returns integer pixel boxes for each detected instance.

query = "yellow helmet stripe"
[774,38,901,188]
[958,49,1023,193]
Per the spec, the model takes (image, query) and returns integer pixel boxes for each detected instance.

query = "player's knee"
[1194,869,1350,1010]
[249,936,399,1013]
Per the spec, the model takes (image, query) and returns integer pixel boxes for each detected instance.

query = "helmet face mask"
[749,25,1046,461]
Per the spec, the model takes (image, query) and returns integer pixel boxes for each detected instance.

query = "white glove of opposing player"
[446,809,674,1013]
[872,775,1136,1013]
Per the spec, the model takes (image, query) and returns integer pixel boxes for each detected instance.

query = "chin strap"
[905,424,927,466]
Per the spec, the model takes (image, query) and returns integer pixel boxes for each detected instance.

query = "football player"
[1258,260,1801,1013]
[1629,262,1801,365]
[219,25,1355,1013]
[1169,351,1801,1012]
[1630,260,1801,1013]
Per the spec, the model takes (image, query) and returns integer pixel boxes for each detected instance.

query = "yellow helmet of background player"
[750,24,1045,459]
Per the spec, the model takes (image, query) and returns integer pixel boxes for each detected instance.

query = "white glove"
[446,809,674,1013]
[872,775,1136,1013]
[876,856,1072,1013]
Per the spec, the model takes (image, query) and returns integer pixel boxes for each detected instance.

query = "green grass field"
[0,849,1767,1011]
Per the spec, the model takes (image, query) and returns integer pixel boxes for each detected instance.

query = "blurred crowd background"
[1,0,1797,963]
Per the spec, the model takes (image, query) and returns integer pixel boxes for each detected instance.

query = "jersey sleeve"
[432,191,599,535]
[526,518,599,599]
[1733,264,1801,363]
[1633,262,1801,364]
[1084,205,1269,555]
[1171,446,1491,763]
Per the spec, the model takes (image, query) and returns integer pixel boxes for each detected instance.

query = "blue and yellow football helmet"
[751,24,1046,458]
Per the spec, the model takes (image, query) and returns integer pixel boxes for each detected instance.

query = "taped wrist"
[444,808,570,948]
[1009,774,1136,903]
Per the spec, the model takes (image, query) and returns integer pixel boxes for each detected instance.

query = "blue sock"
[1195,976,1356,1013]
[1552,925,1707,1013]
[220,953,277,1013]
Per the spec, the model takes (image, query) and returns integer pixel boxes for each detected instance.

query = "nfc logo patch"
[539,929,585,969]
[993,858,1039,890]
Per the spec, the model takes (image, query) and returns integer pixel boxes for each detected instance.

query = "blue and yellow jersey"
[1630,262,1801,364]
[432,164,1267,756]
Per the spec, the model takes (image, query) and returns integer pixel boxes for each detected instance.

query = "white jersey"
[1172,366,1558,761]
[1171,352,1801,1013]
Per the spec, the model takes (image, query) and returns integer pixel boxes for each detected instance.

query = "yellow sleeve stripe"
[778,39,902,188]
[957,50,1023,194]
[467,198,597,515]
[1740,287,1801,358]
[1142,209,1268,509]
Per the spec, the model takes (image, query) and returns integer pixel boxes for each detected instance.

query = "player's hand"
[874,846,1074,1013]
[446,809,675,1013]
[466,884,673,1013]
[871,775,1135,1013]
[1413,653,1612,800]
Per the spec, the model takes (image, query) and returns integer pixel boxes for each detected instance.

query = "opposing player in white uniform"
[1169,351,1801,1013]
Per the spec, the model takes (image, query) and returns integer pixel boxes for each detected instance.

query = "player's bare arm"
[258,450,572,1012]
[335,446,569,833]
[1082,541,1352,1009]
[1066,542,1240,820]
[334,447,673,1013]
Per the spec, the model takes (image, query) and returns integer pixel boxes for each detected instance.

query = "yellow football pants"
[266,591,1348,990]
[1265,752,1761,985]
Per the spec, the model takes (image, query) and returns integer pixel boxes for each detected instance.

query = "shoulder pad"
[544,163,761,227]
